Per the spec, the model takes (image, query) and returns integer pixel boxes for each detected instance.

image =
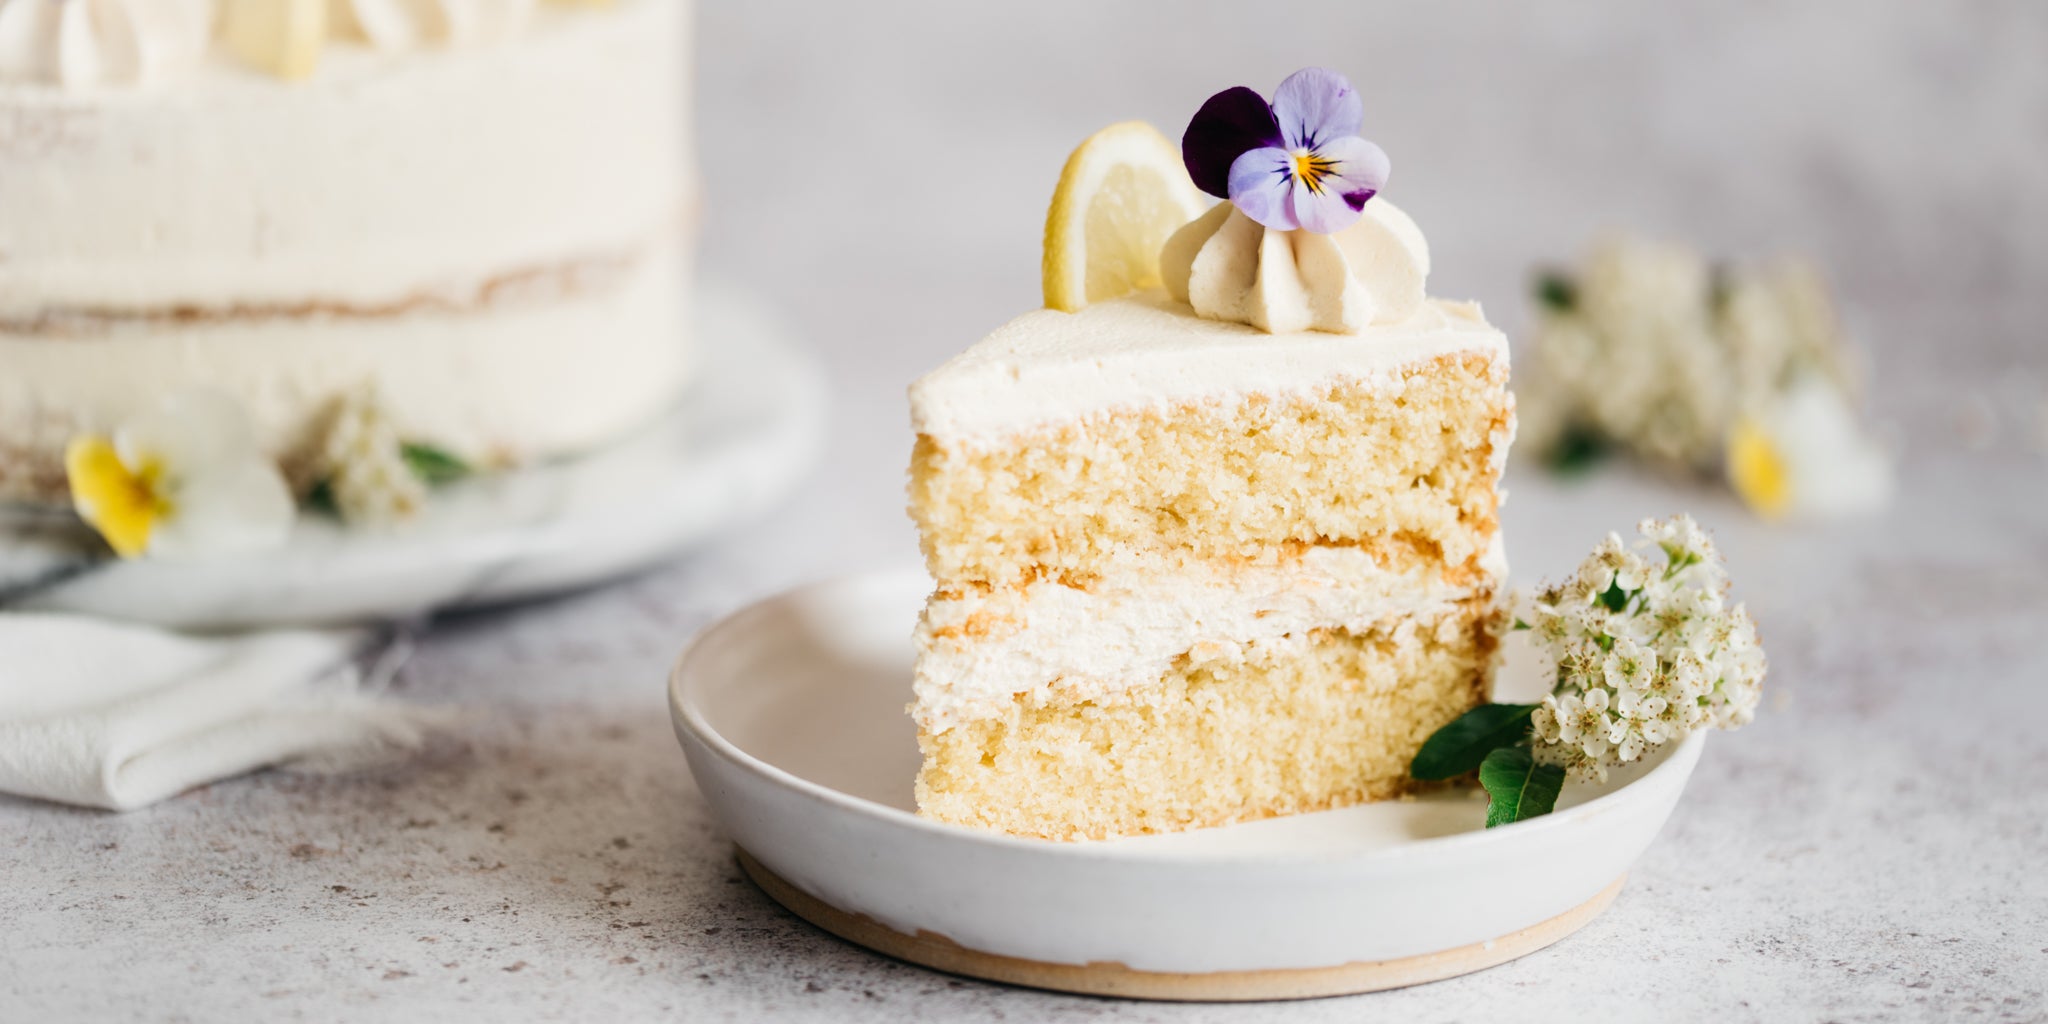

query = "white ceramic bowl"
[670,570,1703,999]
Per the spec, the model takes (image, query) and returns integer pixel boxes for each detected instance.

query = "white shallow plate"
[670,569,1704,1001]
[0,284,826,629]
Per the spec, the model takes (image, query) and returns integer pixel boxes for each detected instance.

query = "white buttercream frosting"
[337,0,538,50]
[1160,198,1429,334]
[909,290,1505,445]
[0,0,212,87]
[913,538,1505,732]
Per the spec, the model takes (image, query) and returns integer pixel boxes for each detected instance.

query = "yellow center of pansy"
[1290,150,1338,195]
[64,436,173,558]
[1727,418,1791,520]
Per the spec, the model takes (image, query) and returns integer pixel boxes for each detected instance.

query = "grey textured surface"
[6,1,2048,1020]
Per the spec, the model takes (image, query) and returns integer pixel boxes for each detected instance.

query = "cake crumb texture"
[914,601,1499,841]
[909,351,1511,589]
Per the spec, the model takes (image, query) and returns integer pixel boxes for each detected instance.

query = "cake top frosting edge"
[909,292,1506,442]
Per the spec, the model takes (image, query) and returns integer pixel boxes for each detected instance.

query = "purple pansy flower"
[1182,67,1390,234]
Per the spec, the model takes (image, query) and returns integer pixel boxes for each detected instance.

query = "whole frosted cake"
[0,0,695,512]
[906,70,1514,840]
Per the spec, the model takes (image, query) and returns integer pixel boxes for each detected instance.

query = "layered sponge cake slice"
[907,288,1515,841]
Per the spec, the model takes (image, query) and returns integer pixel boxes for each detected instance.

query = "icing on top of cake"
[909,291,1507,444]
[0,0,640,90]
[0,0,212,87]
[0,0,690,315]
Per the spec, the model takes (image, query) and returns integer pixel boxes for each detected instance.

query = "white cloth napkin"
[0,614,438,811]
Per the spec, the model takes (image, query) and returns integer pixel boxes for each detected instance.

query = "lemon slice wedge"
[1042,121,1209,312]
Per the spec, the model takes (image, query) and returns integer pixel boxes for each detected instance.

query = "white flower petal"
[1616,731,1644,762]
[150,458,294,558]
[1761,374,1893,520]
[117,389,266,475]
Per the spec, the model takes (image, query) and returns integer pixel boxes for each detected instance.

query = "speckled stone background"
[6,1,2046,1020]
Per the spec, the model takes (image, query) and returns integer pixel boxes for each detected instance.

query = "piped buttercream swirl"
[1160,198,1431,334]
[0,0,212,87]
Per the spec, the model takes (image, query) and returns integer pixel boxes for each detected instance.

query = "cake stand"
[669,570,1705,1001]
[0,284,827,630]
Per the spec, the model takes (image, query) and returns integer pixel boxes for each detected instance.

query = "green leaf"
[304,478,339,518]
[1479,747,1567,828]
[1598,580,1630,613]
[1535,270,1578,312]
[401,442,471,486]
[1410,703,1539,781]
[1544,422,1608,477]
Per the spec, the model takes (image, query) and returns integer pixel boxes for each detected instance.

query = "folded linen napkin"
[0,614,437,811]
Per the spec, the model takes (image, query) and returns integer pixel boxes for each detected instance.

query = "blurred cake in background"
[0,0,694,514]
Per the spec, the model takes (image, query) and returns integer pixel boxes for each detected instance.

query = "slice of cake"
[905,71,1514,841]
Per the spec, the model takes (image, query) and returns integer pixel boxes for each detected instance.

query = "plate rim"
[733,845,1627,1002]
[669,567,1708,868]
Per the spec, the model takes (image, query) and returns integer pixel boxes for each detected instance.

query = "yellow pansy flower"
[64,437,172,558]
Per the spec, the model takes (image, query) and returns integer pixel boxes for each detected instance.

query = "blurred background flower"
[1516,236,1893,520]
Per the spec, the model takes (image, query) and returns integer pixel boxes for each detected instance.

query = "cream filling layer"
[912,538,1505,733]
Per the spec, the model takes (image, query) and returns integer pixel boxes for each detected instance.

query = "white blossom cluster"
[1526,514,1766,780]
[317,384,425,526]
[1518,237,1859,472]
